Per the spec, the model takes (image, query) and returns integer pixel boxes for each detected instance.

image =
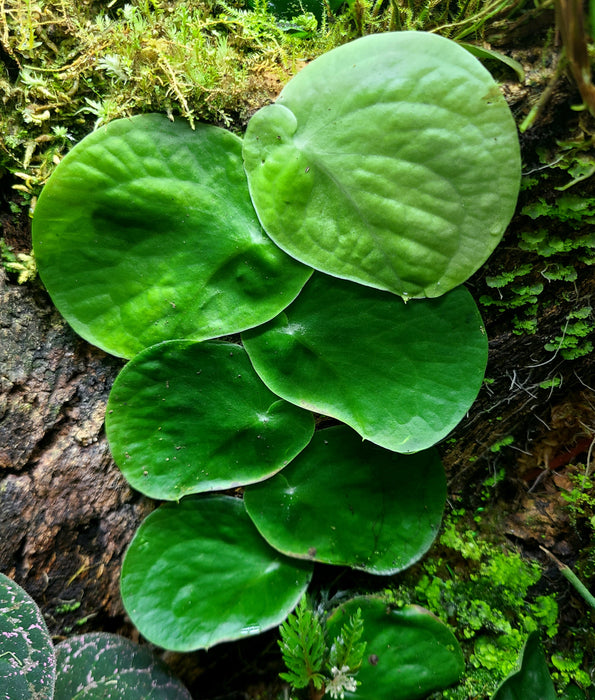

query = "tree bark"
[0,265,153,638]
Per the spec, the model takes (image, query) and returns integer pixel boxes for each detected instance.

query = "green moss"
[489,435,515,453]
[539,376,562,389]
[552,650,594,688]
[1,0,543,204]
[1,0,353,194]
[484,263,534,289]
[544,308,595,360]
[390,512,561,699]
[480,141,595,341]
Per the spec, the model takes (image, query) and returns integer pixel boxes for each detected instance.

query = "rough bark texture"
[444,264,595,495]
[0,265,153,639]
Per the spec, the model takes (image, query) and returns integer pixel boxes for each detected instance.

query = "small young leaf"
[328,608,366,673]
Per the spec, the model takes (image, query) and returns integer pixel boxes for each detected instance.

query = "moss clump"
[388,511,561,699]
[479,136,595,347]
[1,0,353,194]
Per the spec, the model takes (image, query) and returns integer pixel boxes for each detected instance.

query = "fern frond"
[279,595,327,689]
[328,607,366,673]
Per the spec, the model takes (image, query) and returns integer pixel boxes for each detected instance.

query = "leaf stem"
[540,546,595,610]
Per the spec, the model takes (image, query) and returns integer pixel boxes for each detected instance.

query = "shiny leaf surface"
[326,597,464,699]
[244,426,445,574]
[120,496,313,651]
[33,114,310,358]
[243,32,520,299]
[243,274,488,452]
[106,340,314,499]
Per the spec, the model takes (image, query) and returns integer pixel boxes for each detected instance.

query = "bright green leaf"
[326,597,464,699]
[106,340,314,499]
[243,31,520,299]
[278,596,326,690]
[120,495,313,652]
[244,426,446,574]
[33,114,311,359]
[242,274,488,453]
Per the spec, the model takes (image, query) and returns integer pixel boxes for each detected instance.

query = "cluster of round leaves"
[32,28,521,685]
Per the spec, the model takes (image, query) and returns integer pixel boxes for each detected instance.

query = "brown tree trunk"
[0,265,153,638]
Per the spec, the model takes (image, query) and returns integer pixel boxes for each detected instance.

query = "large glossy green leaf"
[32,114,311,359]
[243,31,520,299]
[120,495,313,651]
[491,632,556,700]
[244,426,445,574]
[54,633,191,699]
[0,573,56,700]
[106,340,314,499]
[242,274,488,453]
[326,597,464,699]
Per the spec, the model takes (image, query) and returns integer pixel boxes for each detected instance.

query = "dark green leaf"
[245,426,446,574]
[326,597,464,699]
[54,633,191,699]
[491,632,556,700]
[0,573,56,700]
[120,495,313,651]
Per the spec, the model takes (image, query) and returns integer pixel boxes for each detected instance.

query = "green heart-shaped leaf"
[106,340,314,499]
[54,633,192,699]
[0,573,56,700]
[326,597,464,700]
[244,426,445,574]
[243,274,488,453]
[33,114,311,358]
[243,31,520,299]
[120,495,313,651]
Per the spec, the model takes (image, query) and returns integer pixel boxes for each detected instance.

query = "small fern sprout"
[279,596,366,699]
